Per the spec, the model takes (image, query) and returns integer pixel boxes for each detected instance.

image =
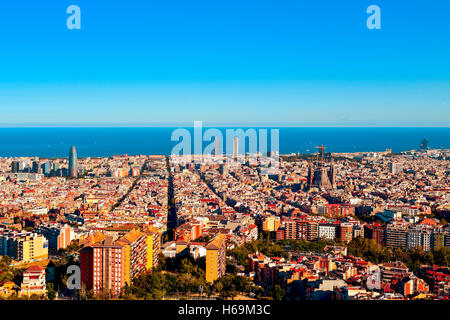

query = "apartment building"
[117,229,147,284]
[340,223,353,244]
[406,228,432,251]
[276,219,320,241]
[144,225,161,270]
[80,227,162,296]
[318,204,355,218]
[298,220,319,241]
[319,224,338,241]
[0,230,48,263]
[399,275,429,296]
[80,236,127,297]
[432,229,447,251]
[379,262,410,285]
[385,224,408,249]
[35,223,72,253]
[419,266,450,295]
[364,224,385,246]
[205,233,226,283]
[19,265,47,297]
[255,215,281,232]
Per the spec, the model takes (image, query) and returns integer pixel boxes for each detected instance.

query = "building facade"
[80,236,127,297]
[68,145,78,178]
[35,223,72,253]
[19,265,47,297]
[205,233,226,283]
[0,230,48,263]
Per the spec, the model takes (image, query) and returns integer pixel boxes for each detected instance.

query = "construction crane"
[315,145,326,165]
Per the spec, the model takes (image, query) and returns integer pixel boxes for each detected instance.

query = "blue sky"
[0,1,449,126]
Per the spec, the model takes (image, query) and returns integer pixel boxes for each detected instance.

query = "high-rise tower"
[214,136,220,156]
[68,145,78,177]
[420,138,428,150]
[233,137,239,160]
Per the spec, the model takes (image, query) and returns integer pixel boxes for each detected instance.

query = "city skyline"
[1,149,450,301]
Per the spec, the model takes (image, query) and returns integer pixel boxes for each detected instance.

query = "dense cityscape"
[0,139,449,301]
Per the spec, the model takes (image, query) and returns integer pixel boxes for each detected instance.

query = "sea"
[0,127,449,158]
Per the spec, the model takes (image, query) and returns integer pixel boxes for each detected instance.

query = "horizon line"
[0,122,450,128]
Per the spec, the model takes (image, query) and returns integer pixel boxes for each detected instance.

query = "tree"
[252,285,265,299]
[157,253,167,271]
[193,235,211,243]
[347,237,449,268]
[47,283,56,300]
[179,258,195,275]
[0,255,12,266]
[47,289,56,300]
[214,276,235,299]
[213,274,252,299]
[226,259,238,274]
[29,293,42,300]
[228,239,290,268]
[0,271,14,283]
[214,281,223,291]
[270,285,285,301]
[434,248,449,267]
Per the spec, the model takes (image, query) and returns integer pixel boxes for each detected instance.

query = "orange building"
[262,216,281,232]
[401,275,429,296]
[117,229,147,284]
[325,204,355,218]
[80,228,161,296]
[36,223,72,253]
[340,223,353,244]
[205,233,226,283]
[80,236,127,297]
[143,225,162,270]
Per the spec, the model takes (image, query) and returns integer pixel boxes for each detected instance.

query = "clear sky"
[0,1,449,126]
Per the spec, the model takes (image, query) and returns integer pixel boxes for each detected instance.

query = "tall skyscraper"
[11,161,20,173]
[233,137,239,160]
[420,138,429,150]
[68,145,78,178]
[32,161,40,173]
[11,160,26,173]
[41,162,52,176]
[214,136,220,156]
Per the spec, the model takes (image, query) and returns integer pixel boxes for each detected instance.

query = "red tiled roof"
[26,265,44,273]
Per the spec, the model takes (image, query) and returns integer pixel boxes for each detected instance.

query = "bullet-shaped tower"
[69,145,78,177]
